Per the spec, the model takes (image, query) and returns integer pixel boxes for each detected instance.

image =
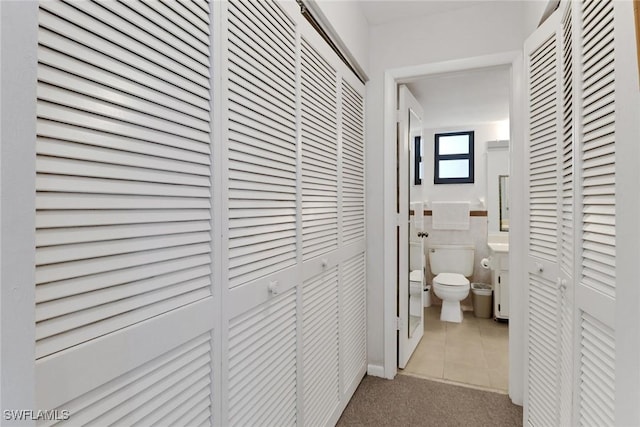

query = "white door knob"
[268,281,280,295]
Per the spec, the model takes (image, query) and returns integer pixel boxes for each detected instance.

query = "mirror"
[408,109,422,339]
[499,175,509,232]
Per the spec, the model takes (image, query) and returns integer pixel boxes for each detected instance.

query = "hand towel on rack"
[410,201,424,231]
[432,201,470,230]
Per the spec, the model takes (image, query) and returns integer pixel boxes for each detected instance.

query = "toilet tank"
[428,244,475,276]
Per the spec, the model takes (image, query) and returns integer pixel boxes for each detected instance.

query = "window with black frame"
[434,130,474,184]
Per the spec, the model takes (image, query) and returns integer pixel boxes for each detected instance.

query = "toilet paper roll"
[481,257,491,269]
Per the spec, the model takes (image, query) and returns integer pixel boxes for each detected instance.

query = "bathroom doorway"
[384,51,525,402]
[400,65,510,392]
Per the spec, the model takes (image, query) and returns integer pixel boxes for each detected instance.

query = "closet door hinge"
[395,109,402,123]
[396,317,402,331]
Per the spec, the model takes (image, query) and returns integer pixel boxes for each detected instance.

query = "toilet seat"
[433,272,469,287]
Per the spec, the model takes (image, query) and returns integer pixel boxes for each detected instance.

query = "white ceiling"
[359,0,489,26]
[406,65,510,129]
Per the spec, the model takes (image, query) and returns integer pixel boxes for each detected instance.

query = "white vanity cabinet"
[488,242,509,320]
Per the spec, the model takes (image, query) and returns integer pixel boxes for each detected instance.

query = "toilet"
[428,244,475,323]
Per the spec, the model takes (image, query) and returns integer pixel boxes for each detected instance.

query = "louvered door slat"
[37,193,209,210]
[227,0,296,288]
[231,0,295,65]
[37,121,210,164]
[70,1,209,78]
[228,290,297,426]
[579,313,615,426]
[560,8,573,278]
[39,5,208,98]
[38,32,208,112]
[42,333,212,427]
[37,139,210,176]
[301,38,338,261]
[125,1,209,55]
[580,0,616,299]
[36,221,210,247]
[528,33,559,261]
[341,253,367,391]
[303,268,339,427]
[37,70,208,133]
[99,1,209,67]
[175,0,210,26]
[38,103,209,155]
[528,275,561,425]
[341,80,365,244]
[38,47,209,122]
[143,0,209,44]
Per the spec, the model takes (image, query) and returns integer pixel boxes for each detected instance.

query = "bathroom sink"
[488,242,509,253]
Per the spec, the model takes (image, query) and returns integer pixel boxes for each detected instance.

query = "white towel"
[410,202,424,231]
[432,201,470,230]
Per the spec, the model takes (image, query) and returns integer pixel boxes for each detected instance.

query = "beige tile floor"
[401,306,509,392]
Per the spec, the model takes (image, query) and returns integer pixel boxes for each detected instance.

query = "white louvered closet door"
[558,3,575,426]
[225,0,299,425]
[35,0,215,424]
[223,1,366,426]
[524,8,563,426]
[574,0,617,424]
[339,79,367,397]
[524,1,630,425]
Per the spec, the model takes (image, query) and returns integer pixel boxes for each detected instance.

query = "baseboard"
[367,363,385,378]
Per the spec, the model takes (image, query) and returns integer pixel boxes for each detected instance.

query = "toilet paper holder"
[481,257,492,269]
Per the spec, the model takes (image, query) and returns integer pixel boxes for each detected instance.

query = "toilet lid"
[434,273,469,287]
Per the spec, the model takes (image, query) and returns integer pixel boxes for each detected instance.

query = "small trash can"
[471,283,493,318]
[423,284,431,308]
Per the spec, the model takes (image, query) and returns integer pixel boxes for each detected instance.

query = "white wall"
[308,0,370,77]
[522,0,553,36]
[366,1,529,376]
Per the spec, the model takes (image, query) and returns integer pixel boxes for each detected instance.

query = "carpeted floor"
[337,374,523,427]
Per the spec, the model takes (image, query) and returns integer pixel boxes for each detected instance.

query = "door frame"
[381,51,525,405]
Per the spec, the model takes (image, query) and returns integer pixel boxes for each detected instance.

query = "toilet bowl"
[428,244,475,323]
[433,273,470,323]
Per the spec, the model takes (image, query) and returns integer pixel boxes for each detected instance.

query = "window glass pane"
[439,135,469,155]
[438,159,469,179]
